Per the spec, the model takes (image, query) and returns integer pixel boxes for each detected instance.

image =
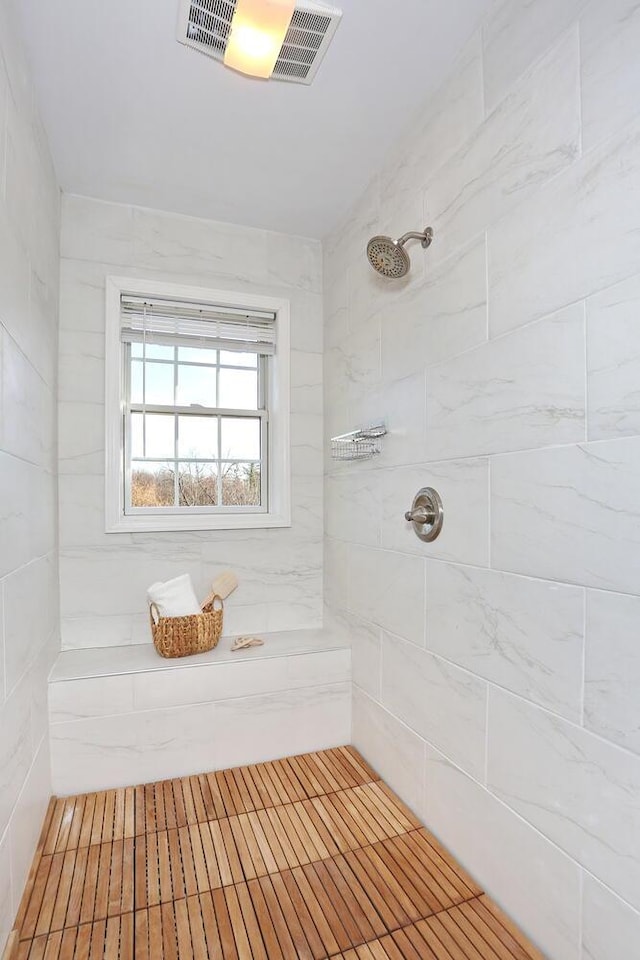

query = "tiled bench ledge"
[48,628,351,796]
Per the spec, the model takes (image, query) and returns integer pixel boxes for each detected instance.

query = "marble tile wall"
[50,680,351,796]
[58,195,324,648]
[48,636,351,794]
[323,1,640,957]
[0,0,61,952]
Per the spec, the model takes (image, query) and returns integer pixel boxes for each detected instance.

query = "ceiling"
[15,0,492,238]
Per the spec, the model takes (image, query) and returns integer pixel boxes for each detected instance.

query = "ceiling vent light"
[224,0,295,78]
[177,0,342,84]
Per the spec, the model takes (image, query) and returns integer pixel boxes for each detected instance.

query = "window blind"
[120,295,277,354]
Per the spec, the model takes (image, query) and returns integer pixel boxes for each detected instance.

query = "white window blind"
[120,295,277,354]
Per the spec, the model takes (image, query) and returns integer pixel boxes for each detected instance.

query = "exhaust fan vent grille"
[184,0,234,53]
[278,44,316,67]
[288,9,332,33]
[285,26,324,50]
[272,60,311,80]
[177,0,342,85]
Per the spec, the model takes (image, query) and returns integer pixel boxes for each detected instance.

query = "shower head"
[366,227,433,278]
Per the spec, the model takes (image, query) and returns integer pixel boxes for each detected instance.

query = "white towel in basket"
[147,574,201,618]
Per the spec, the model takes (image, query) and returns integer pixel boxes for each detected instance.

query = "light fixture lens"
[231,24,278,60]
[224,0,295,79]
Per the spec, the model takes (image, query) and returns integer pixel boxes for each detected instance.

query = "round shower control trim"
[404,487,444,542]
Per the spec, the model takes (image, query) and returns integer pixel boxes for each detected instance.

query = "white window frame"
[105,276,291,533]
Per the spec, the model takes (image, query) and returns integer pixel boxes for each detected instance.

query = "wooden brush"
[203,570,238,607]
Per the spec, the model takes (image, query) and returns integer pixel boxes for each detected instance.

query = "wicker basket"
[149,596,224,659]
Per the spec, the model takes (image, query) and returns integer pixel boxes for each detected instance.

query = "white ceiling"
[15,0,492,238]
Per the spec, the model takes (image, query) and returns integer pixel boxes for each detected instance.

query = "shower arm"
[397,228,434,249]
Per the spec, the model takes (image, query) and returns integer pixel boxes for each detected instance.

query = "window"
[105,278,290,532]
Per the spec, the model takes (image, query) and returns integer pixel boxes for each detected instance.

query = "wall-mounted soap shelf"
[330,423,387,461]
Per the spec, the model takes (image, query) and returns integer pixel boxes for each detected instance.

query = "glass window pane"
[131,412,144,458]
[178,415,218,459]
[145,343,174,360]
[177,364,217,407]
[145,413,175,459]
[131,360,144,403]
[178,346,217,365]
[219,368,258,409]
[221,463,261,506]
[131,343,143,358]
[130,462,175,507]
[220,351,257,368]
[220,417,260,460]
[145,361,175,405]
[178,462,218,506]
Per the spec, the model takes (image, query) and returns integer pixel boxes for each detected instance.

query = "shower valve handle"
[404,487,444,543]
[404,506,434,525]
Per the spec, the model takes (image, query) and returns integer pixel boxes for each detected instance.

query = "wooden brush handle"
[203,571,238,607]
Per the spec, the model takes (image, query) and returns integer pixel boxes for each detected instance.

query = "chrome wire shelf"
[330,423,387,462]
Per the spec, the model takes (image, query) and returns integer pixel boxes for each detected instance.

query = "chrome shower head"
[366,227,433,278]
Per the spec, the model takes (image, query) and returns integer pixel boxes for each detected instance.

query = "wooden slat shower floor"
[5,747,544,960]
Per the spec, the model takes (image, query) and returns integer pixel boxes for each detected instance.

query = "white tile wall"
[351,687,425,817]
[51,706,217,795]
[4,556,58,695]
[488,119,640,337]
[425,562,584,721]
[487,689,640,912]
[324,0,640,954]
[581,877,640,960]
[7,740,54,912]
[380,237,488,382]
[0,0,60,950]
[580,0,640,154]
[133,648,350,713]
[0,835,11,955]
[584,590,640,755]
[347,545,426,646]
[0,678,32,841]
[0,454,43,579]
[49,636,351,794]
[346,614,382,700]
[375,373,428,467]
[325,471,380,548]
[379,458,490,566]
[424,747,582,960]
[58,195,324,648]
[378,35,484,227]
[586,273,640,441]
[381,632,487,780]
[426,28,580,265]
[1,331,54,467]
[482,0,588,113]
[426,304,586,459]
[491,438,640,594]
[215,683,350,772]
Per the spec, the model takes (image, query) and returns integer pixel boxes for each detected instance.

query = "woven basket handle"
[149,602,161,626]
[202,594,223,613]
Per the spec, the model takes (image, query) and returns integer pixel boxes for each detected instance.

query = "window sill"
[106,512,291,533]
